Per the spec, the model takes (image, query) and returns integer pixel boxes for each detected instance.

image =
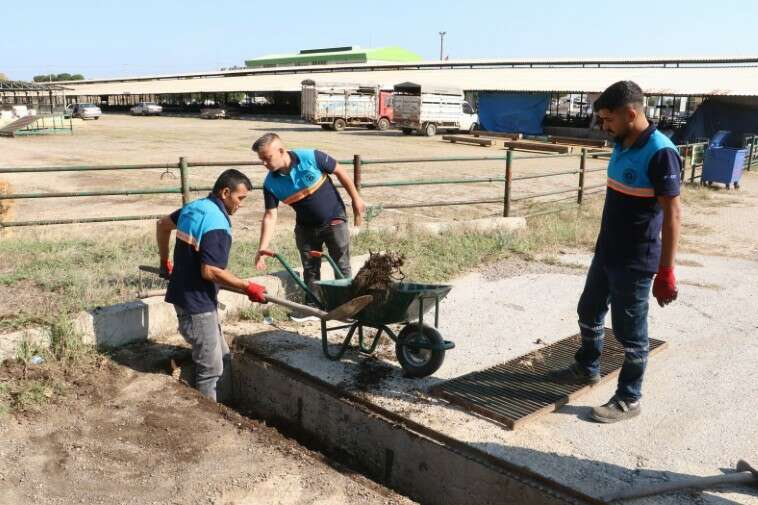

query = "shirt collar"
[273,151,299,177]
[617,123,656,151]
[208,194,232,226]
[631,123,656,149]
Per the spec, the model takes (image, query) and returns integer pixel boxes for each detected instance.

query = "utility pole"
[439,31,446,61]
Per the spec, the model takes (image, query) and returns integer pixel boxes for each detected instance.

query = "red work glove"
[245,282,267,304]
[652,266,678,307]
[159,259,173,280]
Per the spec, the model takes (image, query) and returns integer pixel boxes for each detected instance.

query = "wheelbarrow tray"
[316,278,452,327]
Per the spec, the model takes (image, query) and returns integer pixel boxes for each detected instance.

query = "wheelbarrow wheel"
[395,323,445,378]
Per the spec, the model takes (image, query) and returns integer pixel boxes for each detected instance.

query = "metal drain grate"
[429,328,667,429]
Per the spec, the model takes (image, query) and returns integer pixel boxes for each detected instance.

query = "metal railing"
[11,135,754,228]
[0,149,610,228]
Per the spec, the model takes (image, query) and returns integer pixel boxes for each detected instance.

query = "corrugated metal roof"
[65,64,758,97]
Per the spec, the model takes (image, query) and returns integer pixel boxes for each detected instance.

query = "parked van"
[392,82,477,136]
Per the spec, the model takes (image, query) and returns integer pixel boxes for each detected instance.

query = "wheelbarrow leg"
[358,326,384,354]
[321,320,358,361]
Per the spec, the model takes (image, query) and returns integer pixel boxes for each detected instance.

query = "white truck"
[301,80,393,131]
[392,82,478,136]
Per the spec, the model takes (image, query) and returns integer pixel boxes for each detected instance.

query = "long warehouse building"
[61,53,758,141]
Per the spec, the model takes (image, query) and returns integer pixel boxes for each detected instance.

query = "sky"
[3,0,757,81]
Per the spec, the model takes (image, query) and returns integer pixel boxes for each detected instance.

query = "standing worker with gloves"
[251,133,365,301]
[550,81,682,423]
[155,169,268,402]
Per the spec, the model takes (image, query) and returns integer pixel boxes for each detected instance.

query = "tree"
[0,73,7,81]
[32,73,85,82]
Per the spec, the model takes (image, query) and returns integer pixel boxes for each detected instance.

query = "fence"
[0,150,605,228]
[1,138,755,229]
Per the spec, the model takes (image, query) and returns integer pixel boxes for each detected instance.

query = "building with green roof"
[244,46,422,68]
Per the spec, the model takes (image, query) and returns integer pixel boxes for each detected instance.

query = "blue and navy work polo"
[165,194,232,314]
[263,149,347,227]
[595,125,681,274]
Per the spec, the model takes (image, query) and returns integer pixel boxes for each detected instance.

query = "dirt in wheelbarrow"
[351,252,406,302]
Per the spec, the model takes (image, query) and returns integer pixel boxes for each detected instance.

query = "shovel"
[602,459,758,503]
[137,265,372,322]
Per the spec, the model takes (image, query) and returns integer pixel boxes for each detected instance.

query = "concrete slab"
[228,253,758,505]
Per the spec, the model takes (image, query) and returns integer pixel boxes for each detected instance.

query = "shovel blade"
[325,295,373,321]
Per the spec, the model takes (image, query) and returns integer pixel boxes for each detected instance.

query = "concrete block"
[74,300,154,349]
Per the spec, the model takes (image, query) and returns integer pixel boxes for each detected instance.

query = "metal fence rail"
[1,139,754,229]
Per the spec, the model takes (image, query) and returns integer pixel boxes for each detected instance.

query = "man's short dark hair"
[593,81,645,112]
[212,169,252,195]
[252,132,281,152]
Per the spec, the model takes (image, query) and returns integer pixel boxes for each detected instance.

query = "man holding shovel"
[155,169,267,402]
[251,133,365,296]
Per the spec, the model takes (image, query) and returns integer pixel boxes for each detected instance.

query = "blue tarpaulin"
[477,93,549,135]
[673,98,758,146]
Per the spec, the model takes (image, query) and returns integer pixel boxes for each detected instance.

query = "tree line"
[33,73,85,82]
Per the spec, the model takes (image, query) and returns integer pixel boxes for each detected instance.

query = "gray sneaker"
[549,362,600,385]
[591,396,641,423]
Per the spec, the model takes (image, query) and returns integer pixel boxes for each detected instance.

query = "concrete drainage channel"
[230,349,601,505]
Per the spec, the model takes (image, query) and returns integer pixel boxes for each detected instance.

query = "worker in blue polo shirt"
[551,81,682,423]
[155,169,268,402]
[251,133,365,301]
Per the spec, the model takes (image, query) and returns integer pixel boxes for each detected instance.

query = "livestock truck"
[301,80,393,131]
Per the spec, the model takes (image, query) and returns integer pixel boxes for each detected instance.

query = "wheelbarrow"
[260,250,455,378]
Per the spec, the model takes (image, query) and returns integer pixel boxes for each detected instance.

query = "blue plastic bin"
[701,130,746,189]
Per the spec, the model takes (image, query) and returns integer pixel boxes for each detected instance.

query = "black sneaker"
[548,362,600,385]
[591,396,641,423]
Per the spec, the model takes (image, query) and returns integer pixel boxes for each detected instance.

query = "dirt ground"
[0,342,415,505]
[0,114,608,228]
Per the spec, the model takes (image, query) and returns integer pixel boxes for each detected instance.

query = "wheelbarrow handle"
[255,250,322,306]
[307,250,346,280]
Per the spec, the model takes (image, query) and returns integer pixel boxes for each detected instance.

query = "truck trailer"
[301,80,393,131]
